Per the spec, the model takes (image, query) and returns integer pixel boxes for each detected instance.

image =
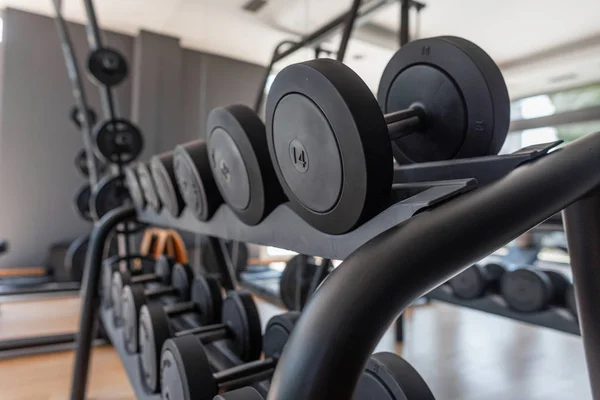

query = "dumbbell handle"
[175,323,229,342]
[145,286,176,298]
[164,301,195,317]
[213,357,276,390]
[384,105,426,141]
[130,272,159,284]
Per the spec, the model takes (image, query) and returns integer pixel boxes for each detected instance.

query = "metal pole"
[400,0,410,46]
[69,206,136,400]
[206,237,237,291]
[562,191,600,399]
[336,0,362,62]
[267,131,600,400]
[253,40,296,113]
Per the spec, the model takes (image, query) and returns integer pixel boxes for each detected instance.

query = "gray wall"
[0,8,132,267]
[0,9,265,267]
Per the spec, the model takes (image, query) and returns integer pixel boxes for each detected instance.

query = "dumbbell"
[100,254,155,308]
[501,267,570,312]
[110,255,175,325]
[173,140,223,221]
[160,311,299,399]
[125,166,146,209]
[121,262,196,354]
[448,262,507,299]
[265,36,510,234]
[137,162,162,212]
[151,151,185,217]
[565,283,578,319]
[138,275,229,393]
[205,105,286,225]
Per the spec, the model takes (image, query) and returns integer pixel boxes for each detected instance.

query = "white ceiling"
[3,0,600,99]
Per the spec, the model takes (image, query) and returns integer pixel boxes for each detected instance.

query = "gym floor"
[0,296,590,400]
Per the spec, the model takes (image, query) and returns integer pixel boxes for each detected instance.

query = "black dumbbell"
[160,311,299,399]
[137,162,162,212]
[151,151,185,217]
[121,262,197,354]
[206,105,286,225]
[565,283,578,319]
[137,276,227,393]
[501,267,570,312]
[448,262,507,299]
[218,351,435,400]
[111,255,175,325]
[265,36,509,234]
[173,140,223,221]
[100,254,155,308]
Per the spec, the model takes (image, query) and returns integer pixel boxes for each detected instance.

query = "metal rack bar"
[266,131,600,400]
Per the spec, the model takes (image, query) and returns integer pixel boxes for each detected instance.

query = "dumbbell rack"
[70,131,600,400]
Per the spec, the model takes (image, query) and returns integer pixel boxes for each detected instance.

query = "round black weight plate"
[190,275,223,325]
[139,304,172,393]
[171,263,194,302]
[173,140,223,221]
[279,255,323,310]
[266,59,392,234]
[100,254,155,309]
[542,270,570,304]
[378,36,509,164]
[263,311,301,359]
[122,284,146,353]
[93,118,143,164]
[87,47,128,87]
[221,290,262,362]
[70,105,97,130]
[448,264,486,300]
[74,149,106,178]
[151,152,185,217]
[90,174,132,220]
[355,352,435,400]
[74,183,93,222]
[125,166,146,209]
[64,236,88,282]
[207,105,285,226]
[501,268,552,312]
[137,163,162,212]
[566,284,578,318]
[161,335,215,400]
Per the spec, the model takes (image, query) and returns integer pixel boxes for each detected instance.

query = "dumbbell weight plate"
[90,174,132,220]
[266,59,393,234]
[222,290,263,362]
[355,352,435,400]
[74,149,106,178]
[93,118,143,164]
[501,268,552,312]
[124,166,146,209]
[74,184,93,222]
[262,311,301,359]
[542,270,570,305]
[137,163,162,212]
[378,36,509,164]
[190,275,223,325]
[100,255,155,308]
[279,255,321,310]
[87,47,128,87]
[70,105,97,130]
[207,105,285,226]
[173,140,223,221]
[151,152,185,217]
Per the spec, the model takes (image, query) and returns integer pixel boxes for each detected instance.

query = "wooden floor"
[0,296,592,400]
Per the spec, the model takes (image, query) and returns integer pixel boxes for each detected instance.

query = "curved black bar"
[267,131,600,400]
[69,206,136,400]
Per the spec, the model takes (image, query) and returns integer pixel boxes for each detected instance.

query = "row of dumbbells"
[100,255,437,400]
[448,262,578,317]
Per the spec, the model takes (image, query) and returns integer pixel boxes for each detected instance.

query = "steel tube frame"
[69,206,136,400]
[267,131,600,400]
[337,0,362,62]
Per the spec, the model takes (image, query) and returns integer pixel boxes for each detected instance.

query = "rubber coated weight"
[221,290,263,362]
[64,236,88,282]
[151,151,184,217]
[378,36,509,164]
[74,149,106,178]
[543,270,570,306]
[122,263,195,354]
[93,118,143,164]
[448,262,506,299]
[207,105,285,225]
[137,275,224,391]
[124,166,146,209]
[70,105,97,129]
[279,255,322,310]
[90,174,131,220]
[266,59,393,234]
[100,254,155,309]
[160,311,299,400]
[173,140,223,221]
[87,47,128,87]
[74,184,93,221]
[137,163,162,211]
[355,352,435,400]
[500,267,567,312]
